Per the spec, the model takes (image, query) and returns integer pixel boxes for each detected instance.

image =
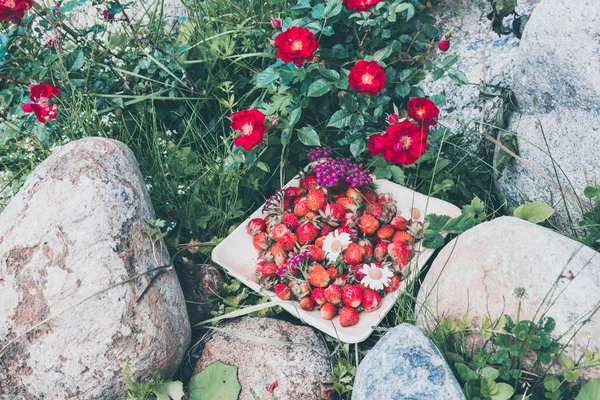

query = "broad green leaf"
[307,79,331,97]
[350,138,365,157]
[495,132,518,175]
[442,213,475,234]
[481,367,500,380]
[255,68,279,88]
[513,202,555,224]
[281,129,292,146]
[373,45,393,62]
[429,94,446,106]
[289,107,302,127]
[584,186,600,199]
[155,381,185,400]
[389,166,405,185]
[480,376,498,397]
[425,214,451,231]
[491,383,514,400]
[65,50,85,72]
[448,70,469,85]
[564,369,579,382]
[557,354,575,370]
[575,379,600,400]
[297,127,321,146]
[328,110,353,128]
[373,166,391,180]
[324,0,342,18]
[189,361,241,400]
[423,230,444,249]
[543,376,561,392]
[395,82,411,97]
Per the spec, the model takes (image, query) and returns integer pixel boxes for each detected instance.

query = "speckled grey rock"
[416,217,600,380]
[0,137,191,399]
[420,0,538,155]
[352,324,465,400]
[496,0,600,230]
[195,317,331,400]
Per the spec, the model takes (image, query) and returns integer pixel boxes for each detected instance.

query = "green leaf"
[455,363,478,381]
[395,82,411,97]
[584,186,600,199]
[576,379,600,400]
[448,70,469,85]
[297,127,321,146]
[441,54,458,68]
[543,376,561,392]
[425,214,451,231]
[289,107,302,127]
[328,110,353,128]
[389,165,405,185]
[514,202,555,224]
[307,79,331,97]
[65,50,85,72]
[543,317,556,333]
[373,166,391,180]
[255,68,279,88]
[324,0,342,18]
[564,369,580,382]
[442,213,475,234]
[557,354,575,369]
[481,367,500,380]
[429,95,446,106]
[350,138,365,157]
[423,230,445,249]
[495,132,518,175]
[189,361,241,400]
[155,381,185,400]
[373,45,393,62]
[480,376,498,397]
[491,383,514,400]
[281,129,292,146]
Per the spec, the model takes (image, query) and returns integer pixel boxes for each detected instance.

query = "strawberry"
[311,288,327,306]
[377,225,395,240]
[283,197,292,209]
[323,202,345,220]
[391,215,409,231]
[327,266,339,280]
[362,243,373,261]
[351,264,367,279]
[269,242,285,255]
[320,303,337,320]
[336,227,355,239]
[392,231,413,244]
[274,252,287,267]
[291,281,311,298]
[275,284,291,300]
[334,274,348,286]
[247,218,266,236]
[362,289,381,312]
[324,284,342,304]
[279,232,297,251]
[335,197,356,212]
[305,211,318,220]
[284,186,304,199]
[252,232,269,251]
[297,222,319,245]
[307,245,326,262]
[388,241,409,260]
[385,275,401,292]
[300,297,315,311]
[294,201,309,217]
[282,212,299,229]
[271,223,290,242]
[256,261,277,277]
[320,224,334,236]
[308,263,330,288]
[342,285,364,308]
[365,203,383,219]
[373,241,389,261]
[339,306,360,327]
[343,243,364,264]
[359,214,380,235]
[306,188,328,211]
[300,174,318,190]
[362,189,378,204]
[315,236,326,248]
[345,188,362,204]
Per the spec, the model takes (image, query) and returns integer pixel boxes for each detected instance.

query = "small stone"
[352,323,465,400]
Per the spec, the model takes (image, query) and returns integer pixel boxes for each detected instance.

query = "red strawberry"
[305,211,318,220]
[385,275,401,292]
[282,212,299,229]
[343,243,364,264]
[268,242,285,256]
[362,243,373,261]
[308,263,330,288]
[291,281,311,298]
[391,215,409,231]
[300,174,318,190]
[373,241,389,261]
[339,306,360,327]
[284,186,304,199]
[324,284,342,304]
[337,227,355,239]
[297,222,319,245]
[256,261,277,277]
[315,236,326,248]
[377,225,395,240]
[327,266,339,280]
[342,285,364,308]
[274,252,287,267]
[392,231,413,244]
[325,202,345,220]
[365,203,383,219]
[320,224,334,236]
[252,232,269,251]
[275,284,291,300]
[294,201,309,217]
[362,289,381,312]
[311,288,327,306]
[363,189,378,204]
[359,214,380,235]
[334,274,348,286]
[345,188,362,204]
[247,218,266,236]
[388,241,409,260]
[279,232,297,251]
[335,197,356,212]
[306,188,328,211]
[320,303,336,320]
[308,245,326,261]
[351,264,367,279]
[300,297,315,311]
[271,223,290,242]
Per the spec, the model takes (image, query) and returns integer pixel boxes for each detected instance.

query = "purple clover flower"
[262,189,283,213]
[276,250,310,276]
[307,147,333,161]
[310,156,372,188]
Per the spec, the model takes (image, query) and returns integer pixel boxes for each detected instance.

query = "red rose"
[407,97,439,127]
[274,26,318,66]
[348,60,386,95]
[381,120,427,165]
[367,134,385,157]
[230,109,267,150]
[270,18,282,29]
[386,113,399,125]
[438,40,450,52]
[22,103,58,123]
[29,84,60,104]
[0,0,32,24]
[343,0,382,12]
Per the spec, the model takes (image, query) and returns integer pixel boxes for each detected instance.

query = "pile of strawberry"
[246,156,421,328]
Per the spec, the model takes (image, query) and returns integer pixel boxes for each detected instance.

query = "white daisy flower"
[359,263,394,291]
[322,230,351,262]
[400,206,421,221]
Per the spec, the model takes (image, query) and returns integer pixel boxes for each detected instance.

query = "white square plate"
[212,178,461,343]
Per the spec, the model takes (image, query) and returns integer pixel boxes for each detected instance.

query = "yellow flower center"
[415,108,425,118]
[2,0,16,8]
[361,73,374,85]
[400,135,412,150]
[368,268,383,280]
[242,123,253,135]
[330,240,342,253]
[290,40,303,51]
